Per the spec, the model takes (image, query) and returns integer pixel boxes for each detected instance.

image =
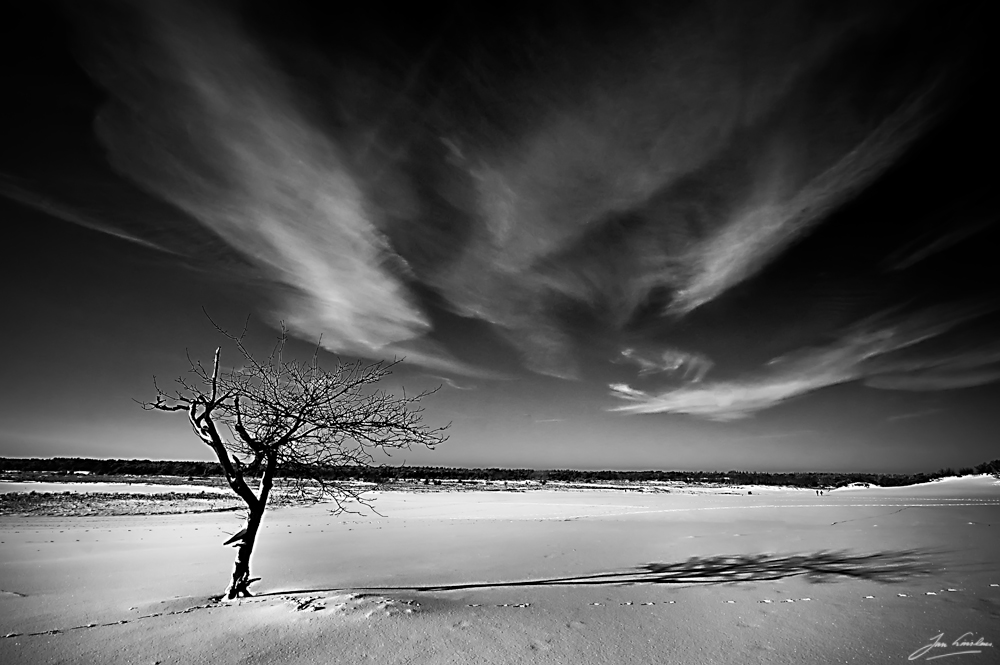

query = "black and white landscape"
[1,1,997,662]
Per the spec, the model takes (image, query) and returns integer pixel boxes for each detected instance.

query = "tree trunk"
[227,505,264,599]
[226,453,276,599]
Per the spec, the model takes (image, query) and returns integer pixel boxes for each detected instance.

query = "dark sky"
[1,0,997,472]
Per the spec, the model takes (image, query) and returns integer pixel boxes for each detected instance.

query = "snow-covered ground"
[1,475,997,664]
[831,473,1000,496]
[0,481,230,495]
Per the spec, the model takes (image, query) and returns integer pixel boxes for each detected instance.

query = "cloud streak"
[618,347,713,382]
[670,84,940,315]
[83,3,451,369]
[611,303,998,420]
[0,176,172,255]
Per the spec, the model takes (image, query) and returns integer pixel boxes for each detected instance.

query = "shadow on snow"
[260,549,936,597]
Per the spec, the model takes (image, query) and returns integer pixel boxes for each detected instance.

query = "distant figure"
[747,491,752,495]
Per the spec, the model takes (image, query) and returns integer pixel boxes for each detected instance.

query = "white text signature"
[909,633,994,661]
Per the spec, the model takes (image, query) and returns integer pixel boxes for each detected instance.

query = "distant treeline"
[2,457,999,488]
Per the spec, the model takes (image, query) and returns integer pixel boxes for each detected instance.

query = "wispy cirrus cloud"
[611,366,853,421]
[429,376,477,391]
[0,176,171,255]
[611,303,999,420]
[428,2,947,376]
[882,194,995,272]
[885,409,941,423]
[6,0,971,380]
[862,337,1000,392]
[79,2,480,375]
[669,84,941,316]
[617,347,713,382]
[866,368,1000,392]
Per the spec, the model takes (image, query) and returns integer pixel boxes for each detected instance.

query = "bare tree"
[142,319,448,599]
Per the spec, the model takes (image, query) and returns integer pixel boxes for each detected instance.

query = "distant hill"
[2,457,998,489]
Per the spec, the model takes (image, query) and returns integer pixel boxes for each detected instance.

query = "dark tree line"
[5,457,999,488]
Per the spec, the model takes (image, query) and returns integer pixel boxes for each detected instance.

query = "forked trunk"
[225,453,276,599]
[227,506,264,599]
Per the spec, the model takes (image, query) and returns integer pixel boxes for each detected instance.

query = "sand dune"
[1,479,997,664]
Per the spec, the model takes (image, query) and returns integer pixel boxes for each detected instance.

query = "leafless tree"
[142,318,448,599]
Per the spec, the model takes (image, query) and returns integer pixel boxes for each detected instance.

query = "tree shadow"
[261,549,935,596]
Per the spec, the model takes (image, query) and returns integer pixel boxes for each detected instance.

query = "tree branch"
[141,316,447,513]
